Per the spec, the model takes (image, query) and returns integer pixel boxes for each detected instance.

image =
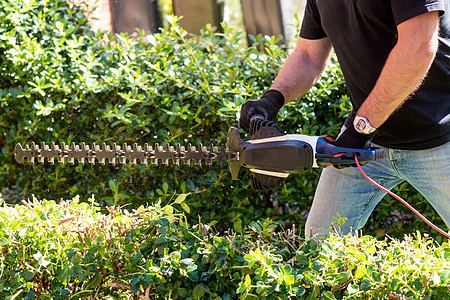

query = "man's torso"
[300,0,450,149]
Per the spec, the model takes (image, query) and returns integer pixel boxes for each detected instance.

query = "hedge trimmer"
[13,117,450,237]
[14,117,384,191]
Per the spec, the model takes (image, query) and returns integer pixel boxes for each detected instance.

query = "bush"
[0,0,346,228]
[0,0,439,238]
[1,195,449,299]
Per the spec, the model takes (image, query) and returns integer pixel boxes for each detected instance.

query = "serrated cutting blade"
[14,142,238,167]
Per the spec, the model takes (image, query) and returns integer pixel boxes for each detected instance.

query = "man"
[240,0,450,238]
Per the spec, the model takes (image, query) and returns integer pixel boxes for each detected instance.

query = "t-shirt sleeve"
[391,0,446,25]
[299,0,327,40]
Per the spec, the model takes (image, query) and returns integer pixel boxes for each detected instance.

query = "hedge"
[0,0,444,239]
[1,195,449,299]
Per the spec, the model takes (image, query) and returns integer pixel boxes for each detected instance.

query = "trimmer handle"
[250,113,264,120]
[315,137,385,167]
[247,107,266,123]
[248,114,284,139]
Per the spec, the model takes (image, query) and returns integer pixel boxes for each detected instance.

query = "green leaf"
[174,193,187,204]
[296,252,309,265]
[360,279,372,291]
[331,258,344,268]
[186,264,198,273]
[108,180,118,193]
[303,272,315,284]
[159,218,170,227]
[23,270,35,281]
[336,271,351,283]
[180,202,190,213]
[180,258,194,266]
[322,291,337,300]
[164,204,174,215]
[296,287,306,296]
[180,181,187,193]
[440,270,450,283]
[65,27,75,36]
[85,274,102,290]
[284,275,295,285]
[442,249,450,260]
[356,253,367,262]
[193,283,206,300]
[312,260,324,271]
[354,266,367,280]
[162,182,169,194]
[0,237,8,247]
[130,275,141,293]
[367,244,377,255]
[244,274,251,286]
[390,278,399,290]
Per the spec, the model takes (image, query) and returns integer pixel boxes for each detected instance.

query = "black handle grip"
[375,148,385,160]
[250,114,264,121]
[315,137,385,167]
[247,107,267,123]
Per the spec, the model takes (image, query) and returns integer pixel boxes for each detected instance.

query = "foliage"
[0,0,437,239]
[1,195,449,299]
[0,0,345,228]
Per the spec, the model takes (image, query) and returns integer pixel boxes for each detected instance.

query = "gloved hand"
[334,110,377,168]
[239,90,285,133]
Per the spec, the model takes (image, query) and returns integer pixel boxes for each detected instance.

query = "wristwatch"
[353,115,377,134]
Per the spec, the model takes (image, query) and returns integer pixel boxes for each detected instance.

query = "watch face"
[355,118,367,132]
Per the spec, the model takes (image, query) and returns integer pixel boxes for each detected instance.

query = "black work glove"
[239,90,285,133]
[333,110,377,169]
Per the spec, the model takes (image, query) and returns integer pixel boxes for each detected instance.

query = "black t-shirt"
[300,0,450,150]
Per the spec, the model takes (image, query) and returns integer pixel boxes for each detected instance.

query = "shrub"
[0,0,438,238]
[1,195,449,299]
[0,0,347,228]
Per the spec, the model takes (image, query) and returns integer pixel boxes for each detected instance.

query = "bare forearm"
[358,12,440,128]
[271,51,328,103]
[271,37,332,104]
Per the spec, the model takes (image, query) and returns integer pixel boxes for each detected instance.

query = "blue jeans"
[305,141,450,238]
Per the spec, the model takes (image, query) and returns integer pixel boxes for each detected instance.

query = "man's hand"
[335,111,375,149]
[239,90,285,132]
[334,111,377,168]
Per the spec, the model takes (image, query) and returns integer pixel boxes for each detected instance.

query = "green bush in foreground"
[1,195,449,299]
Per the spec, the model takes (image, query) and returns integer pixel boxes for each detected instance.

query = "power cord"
[354,154,450,238]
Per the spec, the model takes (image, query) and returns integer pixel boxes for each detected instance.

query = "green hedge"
[0,0,442,238]
[0,0,346,227]
[1,195,449,299]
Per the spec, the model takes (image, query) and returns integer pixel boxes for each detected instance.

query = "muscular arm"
[358,11,440,128]
[271,37,333,104]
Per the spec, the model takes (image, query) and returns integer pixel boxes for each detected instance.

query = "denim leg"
[393,142,450,229]
[305,142,450,238]
[305,155,403,238]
